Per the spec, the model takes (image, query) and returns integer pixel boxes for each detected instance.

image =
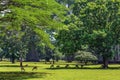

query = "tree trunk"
[0,57,2,61]
[20,53,23,67]
[11,53,15,64]
[45,57,50,62]
[102,56,108,69]
[66,55,74,62]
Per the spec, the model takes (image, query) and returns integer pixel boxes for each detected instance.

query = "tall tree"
[57,0,120,68]
[0,0,66,65]
[72,0,120,68]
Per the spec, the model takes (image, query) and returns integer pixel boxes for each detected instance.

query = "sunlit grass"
[0,61,120,80]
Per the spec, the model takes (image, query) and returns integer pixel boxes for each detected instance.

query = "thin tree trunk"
[0,57,2,61]
[20,53,23,67]
[102,56,108,69]
[11,53,15,64]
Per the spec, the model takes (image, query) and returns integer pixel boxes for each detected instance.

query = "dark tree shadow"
[46,66,120,70]
[0,72,48,80]
[0,65,20,67]
[0,65,41,67]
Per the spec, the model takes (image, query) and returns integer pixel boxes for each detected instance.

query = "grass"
[0,72,46,80]
[0,61,120,80]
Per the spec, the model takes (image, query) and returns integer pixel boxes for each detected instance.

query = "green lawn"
[0,61,120,80]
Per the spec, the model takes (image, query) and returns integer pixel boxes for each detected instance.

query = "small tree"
[75,51,98,65]
[53,48,63,62]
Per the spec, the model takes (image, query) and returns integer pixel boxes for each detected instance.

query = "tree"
[75,51,98,65]
[0,26,25,63]
[73,0,120,68]
[57,29,84,62]
[1,0,66,47]
[56,14,84,62]
[0,0,66,66]
[53,48,63,62]
[25,28,40,62]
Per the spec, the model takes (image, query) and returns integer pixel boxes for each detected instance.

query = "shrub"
[75,51,98,64]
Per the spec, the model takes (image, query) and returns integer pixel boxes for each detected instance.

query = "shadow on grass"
[0,65,40,67]
[0,72,48,80]
[46,66,120,70]
[0,65,20,67]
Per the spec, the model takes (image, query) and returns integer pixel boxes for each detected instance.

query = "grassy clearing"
[0,61,120,80]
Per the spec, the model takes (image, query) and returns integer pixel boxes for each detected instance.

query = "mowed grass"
[0,61,120,80]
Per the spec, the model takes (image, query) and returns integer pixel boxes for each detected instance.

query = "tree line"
[0,0,120,68]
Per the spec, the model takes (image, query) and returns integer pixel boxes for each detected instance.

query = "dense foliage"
[0,0,66,64]
[57,0,120,68]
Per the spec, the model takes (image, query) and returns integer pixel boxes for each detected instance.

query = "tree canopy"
[0,0,67,63]
[57,0,120,68]
[0,0,66,48]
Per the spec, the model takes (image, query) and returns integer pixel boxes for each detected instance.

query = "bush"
[75,51,98,64]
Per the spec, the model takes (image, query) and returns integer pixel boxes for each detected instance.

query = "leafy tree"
[25,28,41,62]
[1,0,65,47]
[57,29,84,62]
[75,51,98,65]
[0,26,25,63]
[56,14,84,62]
[57,0,120,68]
[53,48,63,62]
[0,0,66,66]
[73,0,120,68]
